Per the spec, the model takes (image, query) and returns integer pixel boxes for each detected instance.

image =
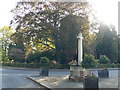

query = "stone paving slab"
[28,75,119,89]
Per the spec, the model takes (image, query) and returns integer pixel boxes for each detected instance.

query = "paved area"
[28,75,119,89]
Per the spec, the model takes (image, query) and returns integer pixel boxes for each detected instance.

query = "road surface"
[0,67,119,89]
[1,68,41,89]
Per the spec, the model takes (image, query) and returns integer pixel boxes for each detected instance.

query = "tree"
[59,14,91,64]
[8,32,26,63]
[0,26,14,62]
[96,24,118,63]
[8,47,25,63]
[10,1,96,64]
[26,51,41,63]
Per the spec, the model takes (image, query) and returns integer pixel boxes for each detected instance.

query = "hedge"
[1,63,120,69]
[1,63,70,69]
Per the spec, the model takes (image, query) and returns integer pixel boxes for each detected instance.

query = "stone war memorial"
[69,31,99,89]
[69,31,90,82]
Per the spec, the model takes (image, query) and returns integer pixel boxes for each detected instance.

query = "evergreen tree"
[96,24,118,63]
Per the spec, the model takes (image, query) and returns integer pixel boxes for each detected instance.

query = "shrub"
[40,57,50,68]
[82,54,98,69]
[99,55,110,64]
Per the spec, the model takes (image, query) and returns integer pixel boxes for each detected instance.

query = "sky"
[90,0,118,28]
[0,0,19,28]
[0,0,119,32]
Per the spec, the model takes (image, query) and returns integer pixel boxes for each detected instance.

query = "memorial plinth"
[69,65,85,82]
[69,65,91,82]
